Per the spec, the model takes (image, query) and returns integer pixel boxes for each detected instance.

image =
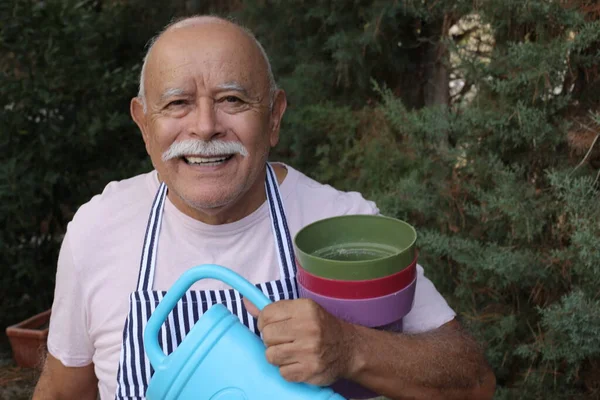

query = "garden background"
[1,0,599,399]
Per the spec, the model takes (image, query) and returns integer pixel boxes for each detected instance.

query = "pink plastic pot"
[298,277,417,328]
[296,254,417,299]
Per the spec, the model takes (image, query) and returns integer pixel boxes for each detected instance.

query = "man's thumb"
[243,296,260,318]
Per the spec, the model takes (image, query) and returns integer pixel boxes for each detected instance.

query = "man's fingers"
[257,301,294,330]
[280,362,332,386]
[243,298,296,332]
[262,320,296,346]
[265,343,297,365]
[278,362,305,382]
[242,297,260,318]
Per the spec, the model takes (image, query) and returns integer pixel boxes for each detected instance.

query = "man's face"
[132,22,286,215]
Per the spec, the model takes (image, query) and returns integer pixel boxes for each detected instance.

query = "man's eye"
[167,100,187,107]
[223,96,242,103]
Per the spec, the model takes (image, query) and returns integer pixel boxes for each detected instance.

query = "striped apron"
[114,164,298,399]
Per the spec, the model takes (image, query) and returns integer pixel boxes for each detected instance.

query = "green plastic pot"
[294,215,417,280]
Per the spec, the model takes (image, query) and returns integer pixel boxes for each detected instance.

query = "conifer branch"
[571,122,599,174]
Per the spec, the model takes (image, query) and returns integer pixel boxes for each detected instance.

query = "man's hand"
[245,297,496,400]
[243,297,355,385]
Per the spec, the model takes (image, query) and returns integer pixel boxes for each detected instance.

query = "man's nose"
[190,98,222,140]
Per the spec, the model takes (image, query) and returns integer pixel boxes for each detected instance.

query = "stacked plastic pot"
[293,214,418,399]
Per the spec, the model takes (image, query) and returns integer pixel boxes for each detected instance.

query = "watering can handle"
[144,264,272,369]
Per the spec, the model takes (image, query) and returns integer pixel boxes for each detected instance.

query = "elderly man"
[33,15,495,400]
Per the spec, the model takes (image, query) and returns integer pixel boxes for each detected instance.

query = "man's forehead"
[145,26,265,97]
[149,60,257,97]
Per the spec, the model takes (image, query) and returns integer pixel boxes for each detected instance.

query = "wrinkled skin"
[131,17,287,225]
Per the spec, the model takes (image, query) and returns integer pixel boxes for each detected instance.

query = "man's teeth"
[184,155,231,165]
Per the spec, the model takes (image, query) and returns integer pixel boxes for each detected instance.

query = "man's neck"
[166,163,288,225]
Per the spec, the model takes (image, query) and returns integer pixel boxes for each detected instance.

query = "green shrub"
[0,0,176,331]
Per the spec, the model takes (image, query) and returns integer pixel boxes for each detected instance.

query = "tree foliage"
[0,0,172,331]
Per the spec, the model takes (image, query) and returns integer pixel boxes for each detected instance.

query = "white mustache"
[162,139,249,161]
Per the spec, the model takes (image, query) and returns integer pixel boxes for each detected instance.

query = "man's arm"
[32,353,98,400]
[245,298,495,400]
[345,319,496,400]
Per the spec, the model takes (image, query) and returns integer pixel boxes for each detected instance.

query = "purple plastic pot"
[298,277,417,328]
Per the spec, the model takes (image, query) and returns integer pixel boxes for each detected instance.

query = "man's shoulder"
[68,171,156,234]
[284,164,380,217]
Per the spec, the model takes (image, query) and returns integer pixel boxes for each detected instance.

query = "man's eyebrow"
[215,81,249,96]
[159,88,188,102]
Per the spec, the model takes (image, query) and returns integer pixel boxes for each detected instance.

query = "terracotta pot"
[5,309,51,369]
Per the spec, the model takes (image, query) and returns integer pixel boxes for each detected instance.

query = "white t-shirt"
[47,163,456,399]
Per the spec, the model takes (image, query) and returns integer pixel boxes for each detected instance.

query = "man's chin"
[184,195,236,212]
[166,175,258,220]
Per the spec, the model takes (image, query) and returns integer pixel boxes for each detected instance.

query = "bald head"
[138,16,277,111]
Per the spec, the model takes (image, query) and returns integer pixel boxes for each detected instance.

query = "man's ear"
[131,97,150,152]
[269,89,287,148]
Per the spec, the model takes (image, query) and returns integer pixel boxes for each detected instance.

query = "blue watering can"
[144,264,347,400]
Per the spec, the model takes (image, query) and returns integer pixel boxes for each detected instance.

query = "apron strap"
[136,182,167,291]
[265,163,297,279]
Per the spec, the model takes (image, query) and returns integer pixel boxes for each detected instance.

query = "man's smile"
[182,154,234,166]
